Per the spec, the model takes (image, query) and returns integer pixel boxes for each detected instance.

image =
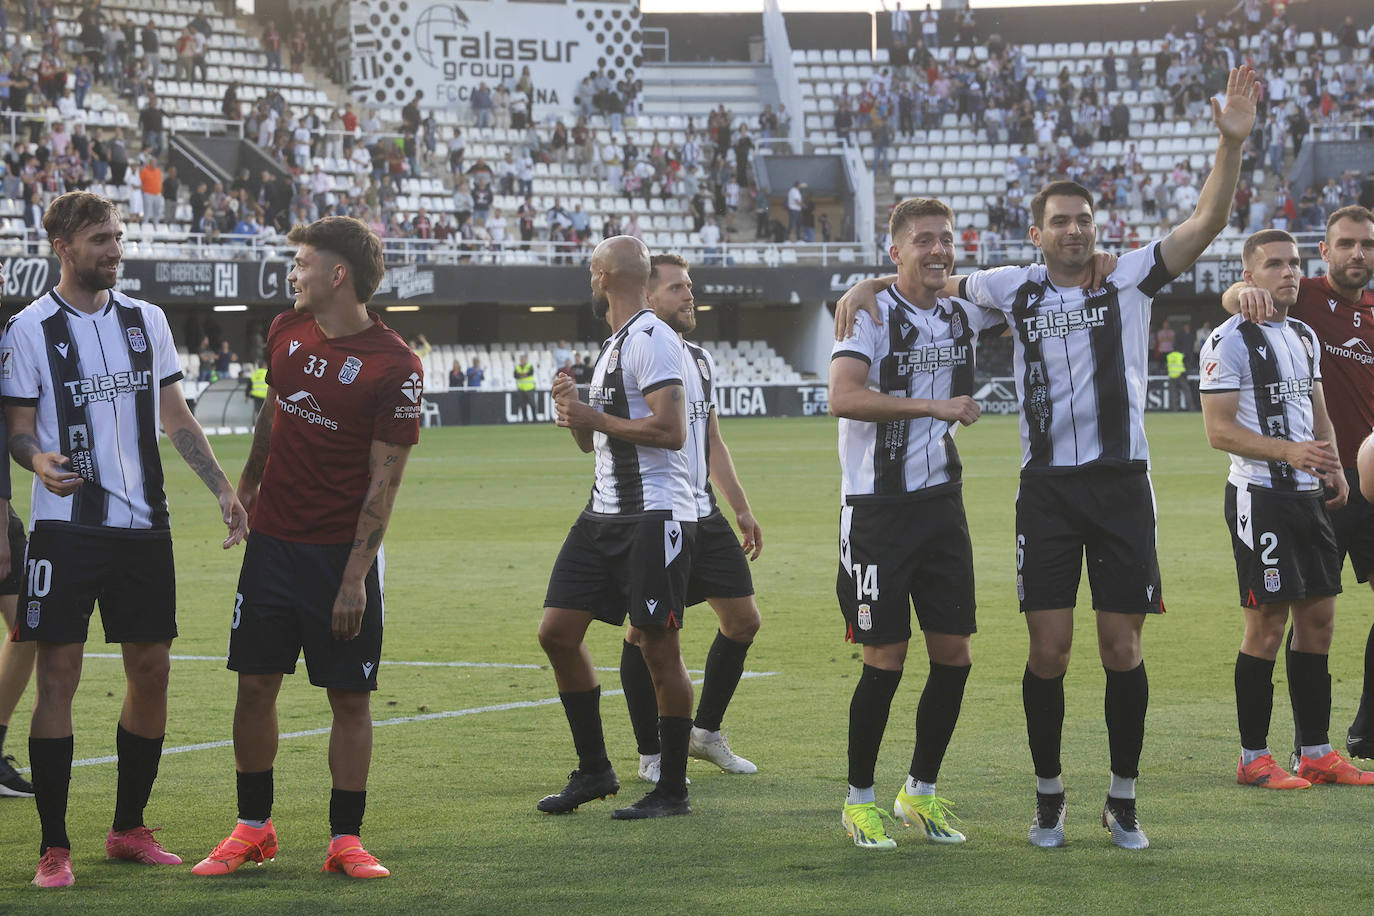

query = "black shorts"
[14,521,177,644]
[836,490,977,644]
[685,511,754,607]
[1331,468,1374,583]
[1015,467,1163,615]
[228,531,385,691]
[544,514,696,629]
[1225,483,1342,607]
[0,506,27,597]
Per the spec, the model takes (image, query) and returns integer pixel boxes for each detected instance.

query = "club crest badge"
[338,356,363,384]
[127,327,147,352]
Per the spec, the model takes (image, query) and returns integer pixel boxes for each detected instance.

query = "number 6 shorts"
[836,489,977,645]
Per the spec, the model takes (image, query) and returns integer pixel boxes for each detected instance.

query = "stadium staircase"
[637,62,780,124]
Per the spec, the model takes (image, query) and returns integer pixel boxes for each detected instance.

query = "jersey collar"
[50,287,114,317]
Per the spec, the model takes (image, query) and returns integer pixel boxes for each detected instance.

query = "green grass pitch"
[1,413,1371,913]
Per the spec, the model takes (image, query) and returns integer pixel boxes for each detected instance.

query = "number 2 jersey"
[1198,312,1323,492]
[251,308,423,544]
[831,285,1004,503]
[0,290,183,530]
[958,240,1178,471]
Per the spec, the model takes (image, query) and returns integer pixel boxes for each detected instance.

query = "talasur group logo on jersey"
[1264,376,1313,405]
[1021,304,1109,343]
[897,344,970,374]
[63,369,152,408]
[126,327,147,353]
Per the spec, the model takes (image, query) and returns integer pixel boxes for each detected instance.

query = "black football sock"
[1104,663,1148,780]
[1350,621,1374,736]
[236,769,274,823]
[1022,667,1065,779]
[847,664,903,789]
[0,723,8,754]
[30,735,74,853]
[656,716,692,798]
[112,724,164,832]
[1235,652,1275,751]
[1287,650,1331,749]
[619,641,660,755]
[694,631,752,732]
[559,686,611,774]
[329,788,366,838]
[910,661,971,784]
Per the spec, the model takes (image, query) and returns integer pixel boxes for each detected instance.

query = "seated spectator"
[465,358,485,387]
[448,360,465,388]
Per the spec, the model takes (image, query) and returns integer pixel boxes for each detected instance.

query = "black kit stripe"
[40,307,107,525]
[1088,287,1130,461]
[873,301,913,495]
[115,303,169,528]
[1011,279,1054,468]
[604,314,647,514]
[941,300,976,484]
[685,341,718,513]
[1237,322,1295,490]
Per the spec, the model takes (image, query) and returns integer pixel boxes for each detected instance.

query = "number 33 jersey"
[252,308,423,544]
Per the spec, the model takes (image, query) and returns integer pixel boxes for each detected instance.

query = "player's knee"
[126,655,171,695]
[236,675,281,711]
[1098,632,1141,669]
[538,618,581,658]
[1027,643,1071,677]
[719,602,761,642]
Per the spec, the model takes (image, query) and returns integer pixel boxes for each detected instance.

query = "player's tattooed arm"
[335,438,412,639]
[6,404,83,496]
[160,381,248,546]
[239,387,276,488]
[170,426,232,493]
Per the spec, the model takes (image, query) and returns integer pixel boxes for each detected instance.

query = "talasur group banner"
[348,0,644,109]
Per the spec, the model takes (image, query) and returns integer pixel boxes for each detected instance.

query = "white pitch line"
[24,671,778,772]
[82,654,734,675]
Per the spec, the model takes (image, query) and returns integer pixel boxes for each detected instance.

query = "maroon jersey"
[1289,274,1374,469]
[253,309,423,544]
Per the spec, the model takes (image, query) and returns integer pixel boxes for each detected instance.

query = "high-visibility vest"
[514,363,535,391]
[1166,350,1186,379]
[250,366,269,398]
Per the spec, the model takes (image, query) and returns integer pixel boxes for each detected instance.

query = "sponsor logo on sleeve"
[0,347,12,380]
[394,372,424,419]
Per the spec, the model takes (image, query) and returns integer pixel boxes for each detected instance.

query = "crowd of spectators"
[865,2,1374,262]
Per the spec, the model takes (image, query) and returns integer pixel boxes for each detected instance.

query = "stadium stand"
[4,0,1370,271]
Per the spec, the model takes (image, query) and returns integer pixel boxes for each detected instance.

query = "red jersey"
[253,309,423,544]
[1289,275,1374,469]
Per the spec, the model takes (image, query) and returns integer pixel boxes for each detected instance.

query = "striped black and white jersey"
[960,240,1177,472]
[832,285,1004,503]
[682,339,719,519]
[0,290,184,530]
[583,309,695,522]
[1198,312,1324,491]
